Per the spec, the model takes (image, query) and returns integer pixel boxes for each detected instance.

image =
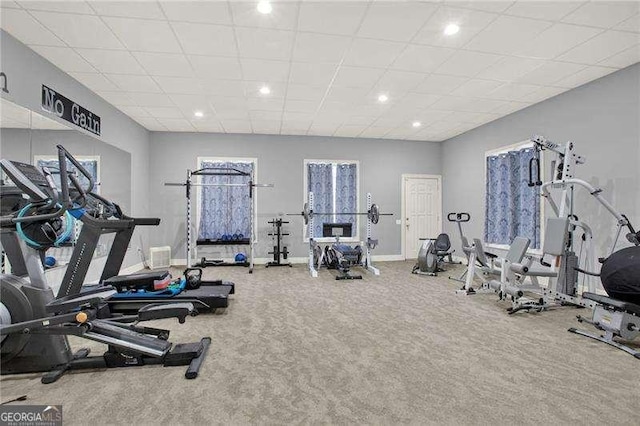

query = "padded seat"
[582,292,640,316]
[103,271,171,292]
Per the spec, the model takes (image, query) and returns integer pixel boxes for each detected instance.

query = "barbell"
[287,203,392,225]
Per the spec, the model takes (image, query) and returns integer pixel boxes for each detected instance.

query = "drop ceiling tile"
[284,99,319,113]
[308,122,343,136]
[134,52,194,77]
[157,118,196,131]
[562,1,639,28]
[598,45,640,68]
[451,79,504,98]
[292,33,351,63]
[30,45,96,72]
[324,86,369,104]
[558,30,639,64]
[391,44,455,73]
[297,2,368,36]
[373,70,425,95]
[0,9,65,46]
[128,92,175,107]
[490,101,530,115]
[282,112,315,123]
[96,91,137,106]
[280,125,310,136]
[464,98,508,113]
[504,1,584,21]
[70,72,119,92]
[285,84,327,101]
[445,1,514,14]
[333,124,368,138]
[486,83,541,101]
[103,17,182,53]
[332,66,385,89]
[384,126,418,139]
[189,55,241,80]
[247,97,284,112]
[107,74,163,93]
[615,13,640,32]
[357,2,438,42]
[519,23,603,60]
[476,56,545,82]
[464,15,552,55]
[250,110,282,122]
[343,116,377,126]
[413,74,468,95]
[20,1,95,14]
[235,27,294,61]
[240,58,290,82]
[413,7,498,49]
[221,120,253,133]
[414,110,454,125]
[289,62,338,86]
[152,77,203,96]
[200,79,245,97]
[434,50,502,77]
[230,1,298,30]
[134,117,166,131]
[191,119,224,133]
[90,1,165,19]
[168,94,210,111]
[343,38,405,68]
[211,96,248,110]
[429,96,470,111]
[0,2,21,9]
[359,126,391,138]
[519,86,566,103]
[517,61,586,86]
[160,1,232,25]
[251,119,281,133]
[145,106,184,119]
[30,11,123,49]
[395,93,442,109]
[554,65,619,88]
[172,22,236,56]
[76,49,146,74]
[244,81,286,98]
[118,105,151,118]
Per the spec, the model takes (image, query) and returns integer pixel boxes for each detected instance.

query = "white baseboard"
[170,255,407,267]
[371,254,404,262]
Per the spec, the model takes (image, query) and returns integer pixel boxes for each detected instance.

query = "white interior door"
[403,175,441,259]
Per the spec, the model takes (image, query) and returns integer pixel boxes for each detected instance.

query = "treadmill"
[53,147,234,313]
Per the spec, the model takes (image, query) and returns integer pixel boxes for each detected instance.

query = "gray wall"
[1,30,150,271]
[441,63,640,258]
[149,133,442,260]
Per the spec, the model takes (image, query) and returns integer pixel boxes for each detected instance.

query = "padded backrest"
[543,217,569,256]
[506,237,530,263]
[473,238,490,267]
[434,233,451,252]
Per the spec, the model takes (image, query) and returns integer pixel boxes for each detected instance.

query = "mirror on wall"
[0,97,132,267]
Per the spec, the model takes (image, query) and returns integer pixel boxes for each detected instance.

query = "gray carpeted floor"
[2,261,639,425]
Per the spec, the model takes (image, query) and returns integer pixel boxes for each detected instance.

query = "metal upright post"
[186,169,193,268]
[366,192,380,276]
[308,191,318,278]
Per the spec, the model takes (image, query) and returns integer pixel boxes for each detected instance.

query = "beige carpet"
[1,261,639,425]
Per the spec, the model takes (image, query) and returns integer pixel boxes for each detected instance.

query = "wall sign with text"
[41,85,101,136]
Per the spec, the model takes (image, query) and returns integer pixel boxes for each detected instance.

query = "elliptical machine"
[0,145,210,383]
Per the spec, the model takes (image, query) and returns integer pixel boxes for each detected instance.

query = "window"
[34,156,100,194]
[484,142,541,250]
[196,157,256,241]
[304,160,359,241]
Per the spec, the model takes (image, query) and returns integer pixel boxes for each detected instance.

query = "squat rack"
[165,167,272,272]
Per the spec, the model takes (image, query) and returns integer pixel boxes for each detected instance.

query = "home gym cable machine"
[165,167,273,273]
[287,192,392,277]
[266,218,291,267]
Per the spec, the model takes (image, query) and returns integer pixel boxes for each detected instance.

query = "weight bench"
[569,292,640,359]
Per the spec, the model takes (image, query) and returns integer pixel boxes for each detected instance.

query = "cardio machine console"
[0,159,51,202]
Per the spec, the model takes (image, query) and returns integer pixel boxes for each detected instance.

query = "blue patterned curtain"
[37,159,99,193]
[198,161,253,240]
[307,163,333,238]
[485,147,540,248]
[335,163,357,237]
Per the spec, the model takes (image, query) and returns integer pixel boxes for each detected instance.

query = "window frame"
[195,156,259,243]
[484,140,545,255]
[33,154,101,194]
[303,159,360,243]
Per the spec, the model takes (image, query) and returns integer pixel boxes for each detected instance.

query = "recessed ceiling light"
[412,121,421,128]
[444,23,460,36]
[260,85,271,95]
[194,111,204,118]
[377,94,388,103]
[257,1,272,14]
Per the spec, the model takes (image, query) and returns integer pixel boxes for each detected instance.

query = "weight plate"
[369,204,380,224]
